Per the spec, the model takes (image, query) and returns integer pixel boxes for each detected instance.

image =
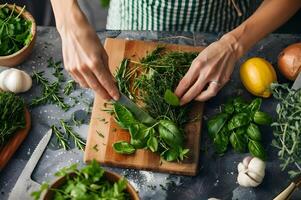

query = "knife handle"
[273,182,296,200]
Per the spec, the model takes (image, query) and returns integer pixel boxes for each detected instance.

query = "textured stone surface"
[0,27,300,200]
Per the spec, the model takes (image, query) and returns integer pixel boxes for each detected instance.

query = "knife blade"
[9,130,52,200]
[292,73,301,90]
[116,93,155,124]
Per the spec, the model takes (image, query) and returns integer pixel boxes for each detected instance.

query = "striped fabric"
[106,0,259,32]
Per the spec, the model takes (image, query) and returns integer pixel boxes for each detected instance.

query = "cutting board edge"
[0,108,31,170]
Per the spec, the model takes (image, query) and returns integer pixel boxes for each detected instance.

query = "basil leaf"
[113,141,136,154]
[248,139,266,160]
[158,120,184,148]
[207,113,229,138]
[162,148,179,162]
[129,123,150,149]
[164,89,180,106]
[247,123,261,141]
[178,148,190,160]
[247,98,262,113]
[147,136,158,152]
[228,113,249,131]
[233,97,248,113]
[113,103,136,129]
[213,127,229,154]
[253,111,272,125]
[230,131,247,153]
[223,100,234,114]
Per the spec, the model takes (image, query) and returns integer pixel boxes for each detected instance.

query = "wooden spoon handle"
[273,182,296,200]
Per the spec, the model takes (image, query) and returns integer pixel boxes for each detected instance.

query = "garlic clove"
[0,69,11,91]
[237,172,260,187]
[247,171,264,183]
[242,156,253,167]
[20,70,32,92]
[4,69,24,93]
[248,157,266,177]
[238,162,247,173]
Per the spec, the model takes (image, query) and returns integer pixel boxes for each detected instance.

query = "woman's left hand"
[175,34,244,105]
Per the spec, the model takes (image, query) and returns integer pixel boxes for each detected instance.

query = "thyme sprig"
[271,83,301,178]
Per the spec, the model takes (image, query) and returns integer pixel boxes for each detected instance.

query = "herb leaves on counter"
[271,83,301,178]
[207,97,271,160]
[0,92,25,148]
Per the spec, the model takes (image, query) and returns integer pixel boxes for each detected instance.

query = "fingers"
[81,68,111,100]
[69,68,89,88]
[93,62,120,101]
[179,78,207,105]
[175,59,202,98]
[195,81,221,102]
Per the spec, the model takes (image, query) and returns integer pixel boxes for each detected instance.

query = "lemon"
[240,57,277,98]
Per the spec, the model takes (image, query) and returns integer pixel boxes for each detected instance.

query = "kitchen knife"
[116,93,156,124]
[9,130,52,200]
[292,72,301,90]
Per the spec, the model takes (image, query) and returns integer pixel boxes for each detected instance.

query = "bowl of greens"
[0,3,36,67]
[33,160,139,200]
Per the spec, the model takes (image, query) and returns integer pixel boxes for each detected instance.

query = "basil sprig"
[112,103,189,162]
[207,97,271,160]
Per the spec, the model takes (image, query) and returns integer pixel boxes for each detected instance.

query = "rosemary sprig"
[31,71,70,111]
[60,120,86,151]
[64,80,76,95]
[51,125,69,150]
[47,57,64,82]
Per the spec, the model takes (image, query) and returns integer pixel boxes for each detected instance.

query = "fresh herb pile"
[0,92,25,147]
[271,83,301,178]
[0,4,32,56]
[207,97,272,160]
[32,160,130,200]
[112,47,198,162]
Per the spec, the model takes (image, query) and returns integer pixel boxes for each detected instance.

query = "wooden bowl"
[42,171,140,200]
[0,4,36,67]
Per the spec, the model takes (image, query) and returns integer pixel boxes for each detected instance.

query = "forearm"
[50,0,87,34]
[224,0,301,57]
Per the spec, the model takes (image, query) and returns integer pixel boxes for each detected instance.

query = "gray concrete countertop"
[0,27,300,200]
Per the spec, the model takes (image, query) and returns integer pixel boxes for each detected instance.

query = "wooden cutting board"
[0,108,31,170]
[84,38,204,176]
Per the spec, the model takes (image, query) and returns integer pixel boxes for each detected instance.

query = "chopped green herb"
[64,80,76,95]
[32,160,131,200]
[0,4,32,56]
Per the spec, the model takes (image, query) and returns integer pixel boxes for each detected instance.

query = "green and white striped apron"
[106,0,260,32]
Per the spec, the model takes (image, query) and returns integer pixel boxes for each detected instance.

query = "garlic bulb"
[0,68,32,93]
[237,156,266,187]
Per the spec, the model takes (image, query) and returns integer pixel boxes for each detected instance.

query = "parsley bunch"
[32,160,131,200]
[0,4,32,56]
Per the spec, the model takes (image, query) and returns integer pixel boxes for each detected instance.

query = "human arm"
[175,0,301,105]
[50,0,119,100]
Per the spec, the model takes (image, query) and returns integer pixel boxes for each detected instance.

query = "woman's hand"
[51,0,119,101]
[175,34,243,105]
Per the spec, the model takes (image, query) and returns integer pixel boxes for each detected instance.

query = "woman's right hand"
[51,0,119,101]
